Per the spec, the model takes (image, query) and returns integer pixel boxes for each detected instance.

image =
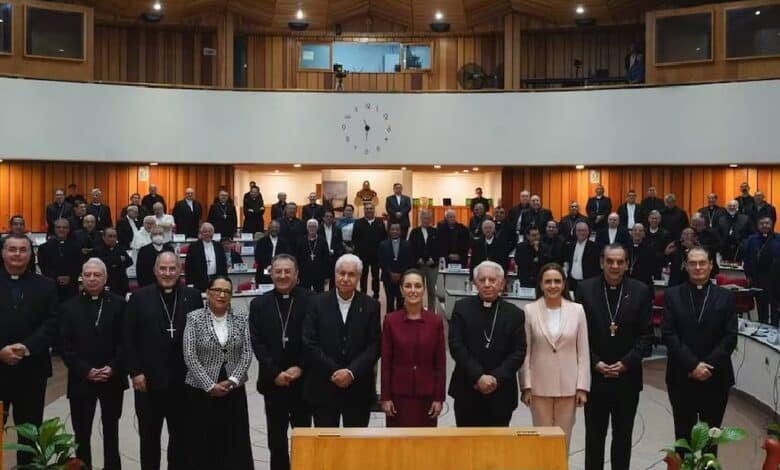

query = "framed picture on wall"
[589,170,601,184]
[323,180,348,213]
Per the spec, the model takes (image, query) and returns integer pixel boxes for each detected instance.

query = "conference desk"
[436,268,519,297]
[733,324,780,413]
[443,288,536,319]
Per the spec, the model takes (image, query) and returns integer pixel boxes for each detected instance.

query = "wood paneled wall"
[502,166,780,229]
[0,0,94,82]
[0,161,233,232]
[645,0,780,85]
[244,34,503,90]
[94,25,217,85]
[518,24,643,80]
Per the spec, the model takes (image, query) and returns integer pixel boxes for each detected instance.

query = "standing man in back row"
[385,183,412,239]
[587,185,612,232]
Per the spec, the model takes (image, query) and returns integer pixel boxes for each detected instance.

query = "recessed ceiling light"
[472,167,479,171]
[575,5,585,14]
[296,8,304,20]
[696,47,701,51]
[58,48,65,53]
[463,169,469,173]
[755,9,761,15]
[149,162,159,166]
[153,1,162,11]
[575,164,585,170]
[401,166,407,170]
[0,19,4,23]
[729,163,739,168]
[0,159,4,163]
[435,11,444,21]
[433,165,441,169]
[293,163,302,168]
[274,169,280,173]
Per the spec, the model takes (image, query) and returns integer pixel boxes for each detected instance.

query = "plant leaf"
[13,422,40,441]
[717,427,747,444]
[673,438,693,451]
[3,442,39,455]
[691,421,710,451]
[38,419,61,450]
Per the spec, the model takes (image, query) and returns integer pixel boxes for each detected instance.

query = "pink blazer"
[520,298,591,397]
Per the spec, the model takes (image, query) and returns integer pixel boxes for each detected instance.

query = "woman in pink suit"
[381,269,446,427]
[520,263,591,449]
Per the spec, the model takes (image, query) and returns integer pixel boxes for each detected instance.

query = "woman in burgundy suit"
[381,269,446,427]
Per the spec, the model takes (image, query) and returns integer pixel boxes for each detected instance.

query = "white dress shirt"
[337,291,355,323]
[212,314,228,345]
[203,241,217,276]
[571,240,586,280]
[626,203,636,228]
[269,235,278,257]
[608,228,617,244]
[341,223,354,242]
[546,307,562,341]
[421,227,428,242]
[186,199,193,211]
[324,225,334,251]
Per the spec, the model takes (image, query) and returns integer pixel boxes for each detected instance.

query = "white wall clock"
[341,102,391,156]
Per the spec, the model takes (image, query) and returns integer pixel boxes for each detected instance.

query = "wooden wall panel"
[501,165,780,230]
[94,25,217,86]
[646,0,780,85]
[518,24,643,81]
[0,162,233,232]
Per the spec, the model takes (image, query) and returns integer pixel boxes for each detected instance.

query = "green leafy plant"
[662,421,746,470]
[3,417,83,469]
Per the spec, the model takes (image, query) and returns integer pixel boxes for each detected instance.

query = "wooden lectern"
[291,427,568,470]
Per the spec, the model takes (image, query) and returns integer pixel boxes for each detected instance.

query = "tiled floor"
[3,356,772,470]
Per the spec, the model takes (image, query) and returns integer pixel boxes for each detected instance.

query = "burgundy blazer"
[381,308,446,401]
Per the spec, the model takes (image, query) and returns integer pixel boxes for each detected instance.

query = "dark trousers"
[70,388,124,470]
[0,378,46,466]
[668,383,729,455]
[383,280,403,312]
[453,397,512,427]
[300,276,325,293]
[753,276,778,326]
[359,256,380,298]
[134,388,187,470]
[264,389,312,470]
[312,403,371,427]
[584,387,640,470]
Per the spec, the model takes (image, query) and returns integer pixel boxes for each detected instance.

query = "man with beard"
[92,227,133,296]
[255,220,289,285]
[743,216,780,326]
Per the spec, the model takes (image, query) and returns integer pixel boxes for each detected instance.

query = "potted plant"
[662,420,746,470]
[3,417,83,469]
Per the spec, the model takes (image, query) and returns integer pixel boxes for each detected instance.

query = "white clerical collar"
[10,275,19,280]
[203,240,213,246]
[609,227,617,232]
[91,295,99,300]
[153,244,164,251]
[577,239,587,246]
[485,237,494,245]
[337,291,355,304]
[367,218,375,223]
[163,288,173,294]
[650,227,659,233]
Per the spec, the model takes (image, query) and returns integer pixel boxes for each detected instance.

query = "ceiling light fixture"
[274,169,280,173]
[463,169,470,173]
[149,162,159,166]
[755,9,761,15]
[575,5,585,14]
[153,1,162,11]
[401,166,407,170]
[435,11,444,21]
[296,8,304,20]
[575,164,585,170]
[293,163,302,168]
[729,163,739,168]
[434,165,442,169]
[472,167,479,171]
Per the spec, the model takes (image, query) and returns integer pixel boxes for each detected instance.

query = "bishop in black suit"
[564,221,602,292]
[242,186,266,234]
[514,227,550,287]
[123,251,203,470]
[302,192,325,224]
[448,261,526,426]
[37,220,82,303]
[296,220,331,293]
[171,189,203,239]
[662,247,737,454]
[279,203,306,248]
[184,223,228,292]
[625,224,657,285]
[352,204,387,299]
[0,235,59,466]
[207,190,238,239]
[60,259,128,470]
[271,193,288,221]
[595,213,631,249]
[385,183,412,238]
[45,189,73,236]
[117,206,141,248]
[378,223,415,311]
[135,229,175,288]
[249,255,313,470]
[470,220,509,278]
[586,185,612,232]
[92,228,133,296]
[254,220,289,285]
[575,245,653,470]
[302,254,381,427]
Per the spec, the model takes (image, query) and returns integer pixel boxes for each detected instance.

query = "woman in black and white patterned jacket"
[183,275,254,469]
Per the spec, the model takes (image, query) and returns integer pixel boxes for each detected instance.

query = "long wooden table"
[291,427,568,470]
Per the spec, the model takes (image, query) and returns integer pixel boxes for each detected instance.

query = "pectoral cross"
[282,335,289,348]
[167,325,176,339]
[310,253,316,261]
[609,322,618,337]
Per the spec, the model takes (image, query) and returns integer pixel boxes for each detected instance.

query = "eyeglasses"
[5,247,29,255]
[208,288,232,296]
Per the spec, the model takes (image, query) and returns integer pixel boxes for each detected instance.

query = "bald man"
[142,184,166,214]
[172,188,203,239]
[184,222,228,292]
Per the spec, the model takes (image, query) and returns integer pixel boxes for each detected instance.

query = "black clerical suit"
[0,271,58,465]
[254,235,290,285]
[271,201,287,221]
[520,208,553,236]
[595,227,631,249]
[116,216,141,248]
[319,224,344,280]
[296,235,330,293]
[626,241,657,285]
[45,201,73,235]
[385,194,412,238]
[279,217,306,248]
[378,238,415,311]
[301,203,324,224]
[123,284,202,470]
[576,277,653,470]
[352,217,388,298]
[617,203,640,229]
[756,203,777,225]
[558,214,589,243]
[662,283,737,450]
[136,243,175,288]
[184,240,228,292]
[141,193,166,215]
[468,214,488,240]
[93,242,133,296]
[470,196,491,212]
[436,221,471,266]
[171,199,203,239]
[587,196,612,232]
[470,237,509,278]
[495,221,517,255]
[542,236,566,265]
[564,240,602,291]
[249,287,313,470]
[75,229,102,261]
[87,203,113,231]
[717,212,753,262]
[302,290,381,427]
[698,205,726,229]
[737,194,756,220]
[638,197,664,226]
[646,227,672,278]
[743,232,780,325]
[448,296,526,426]
[207,201,238,239]
[514,241,549,287]
[661,206,689,242]
[243,195,266,234]
[60,292,128,470]
[37,237,82,303]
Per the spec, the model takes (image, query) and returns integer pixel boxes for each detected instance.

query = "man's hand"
[381,400,397,417]
[475,374,497,395]
[286,366,303,381]
[665,242,677,256]
[274,371,293,387]
[132,374,147,392]
[87,368,103,382]
[331,369,354,388]
[594,361,617,378]
[57,276,70,286]
[210,382,230,398]
[688,362,714,381]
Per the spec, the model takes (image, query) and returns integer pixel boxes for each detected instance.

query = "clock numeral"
[354,106,359,112]
[375,105,379,112]
[376,145,381,152]
[354,145,358,150]
[341,124,347,131]
[345,136,350,142]
[386,126,392,134]
[383,113,389,120]
[364,148,369,155]
[344,114,352,119]
[384,137,389,141]
[365,103,371,109]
